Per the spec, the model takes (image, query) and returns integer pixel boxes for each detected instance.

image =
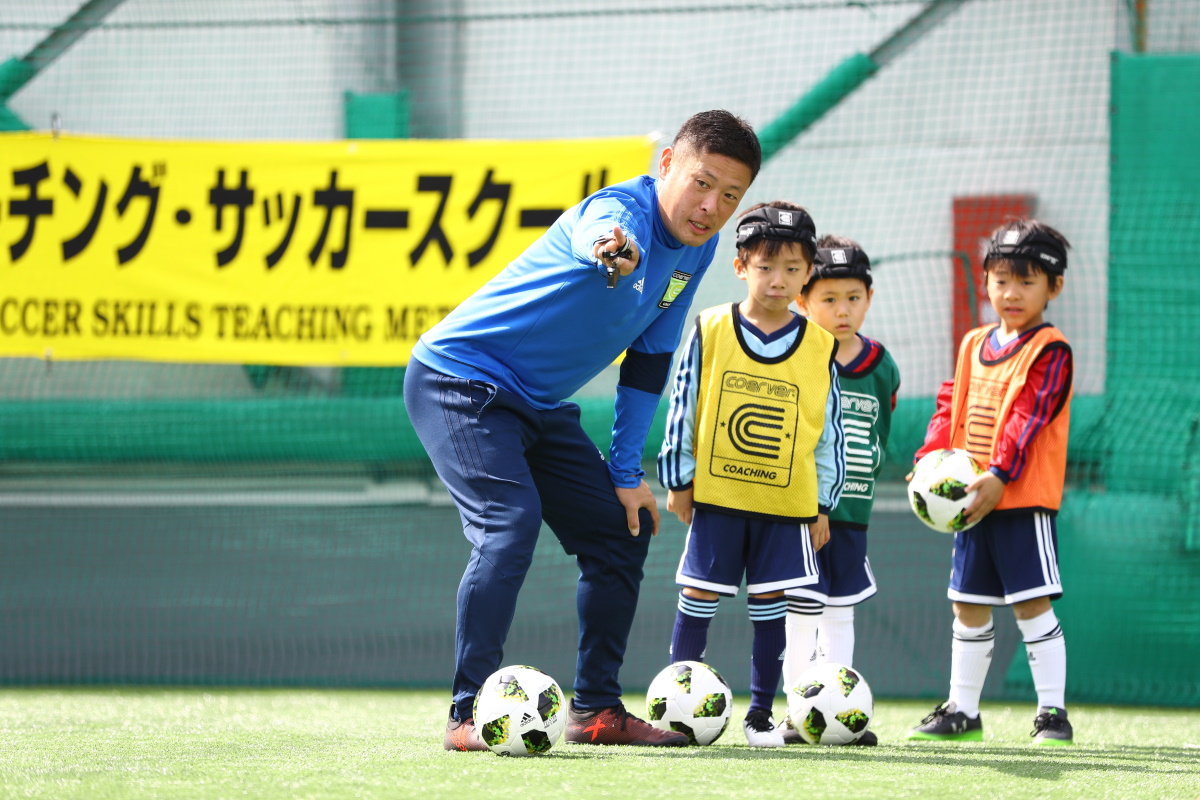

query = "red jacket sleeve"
[914,379,955,463]
[989,346,1073,482]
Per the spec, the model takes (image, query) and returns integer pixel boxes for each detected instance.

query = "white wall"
[4,0,397,140]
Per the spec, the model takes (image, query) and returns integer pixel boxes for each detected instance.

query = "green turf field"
[0,689,1197,799]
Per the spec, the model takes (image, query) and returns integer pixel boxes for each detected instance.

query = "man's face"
[656,143,753,247]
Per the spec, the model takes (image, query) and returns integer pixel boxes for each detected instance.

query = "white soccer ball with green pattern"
[908,448,987,533]
[645,660,732,745]
[473,665,566,756]
[786,662,874,745]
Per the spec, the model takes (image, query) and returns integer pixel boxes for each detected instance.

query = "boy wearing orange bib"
[907,220,1075,746]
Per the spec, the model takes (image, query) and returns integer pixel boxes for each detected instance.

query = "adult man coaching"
[403,110,761,749]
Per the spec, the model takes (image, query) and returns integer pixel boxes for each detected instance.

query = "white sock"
[1017,609,1067,710]
[947,617,994,718]
[818,605,856,666]
[783,596,823,690]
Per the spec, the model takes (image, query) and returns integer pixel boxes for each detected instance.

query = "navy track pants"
[404,360,653,719]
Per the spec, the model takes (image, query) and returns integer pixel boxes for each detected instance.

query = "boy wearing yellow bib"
[906,219,1075,746]
[656,202,845,747]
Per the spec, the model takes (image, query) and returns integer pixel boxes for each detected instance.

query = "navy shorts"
[784,524,877,606]
[676,507,818,596]
[949,511,1063,605]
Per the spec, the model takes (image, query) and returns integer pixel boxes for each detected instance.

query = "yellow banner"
[0,133,652,365]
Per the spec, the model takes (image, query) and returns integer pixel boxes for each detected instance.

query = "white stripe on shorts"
[1034,512,1052,586]
[1047,514,1061,585]
[801,522,818,578]
[1038,513,1061,586]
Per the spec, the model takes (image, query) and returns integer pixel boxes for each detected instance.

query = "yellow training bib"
[693,304,836,522]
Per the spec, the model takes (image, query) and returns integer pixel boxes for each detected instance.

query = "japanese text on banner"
[0,133,653,365]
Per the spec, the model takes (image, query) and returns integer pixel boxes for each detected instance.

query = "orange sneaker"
[443,705,489,751]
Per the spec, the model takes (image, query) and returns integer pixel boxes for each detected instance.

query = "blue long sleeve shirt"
[412,175,718,487]
[656,313,846,513]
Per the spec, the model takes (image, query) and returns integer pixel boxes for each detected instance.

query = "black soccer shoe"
[906,701,983,742]
[853,729,878,746]
[1031,706,1074,746]
[779,714,806,745]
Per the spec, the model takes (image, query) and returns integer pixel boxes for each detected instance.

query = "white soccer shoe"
[743,709,786,747]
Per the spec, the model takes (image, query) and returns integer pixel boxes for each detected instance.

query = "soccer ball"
[645,660,733,745]
[472,665,566,756]
[907,448,986,533]
[786,662,874,745]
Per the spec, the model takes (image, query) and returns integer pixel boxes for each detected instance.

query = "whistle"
[601,242,633,289]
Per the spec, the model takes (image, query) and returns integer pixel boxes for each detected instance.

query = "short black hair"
[983,218,1071,279]
[816,234,858,250]
[799,234,872,296]
[735,201,815,262]
[673,110,762,183]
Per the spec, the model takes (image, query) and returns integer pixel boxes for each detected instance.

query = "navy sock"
[749,596,788,714]
[670,592,718,663]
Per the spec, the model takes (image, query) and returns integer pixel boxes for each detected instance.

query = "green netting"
[1,1,1198,706]
[1107,52,1200,496]
[1003,490,1200,706]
